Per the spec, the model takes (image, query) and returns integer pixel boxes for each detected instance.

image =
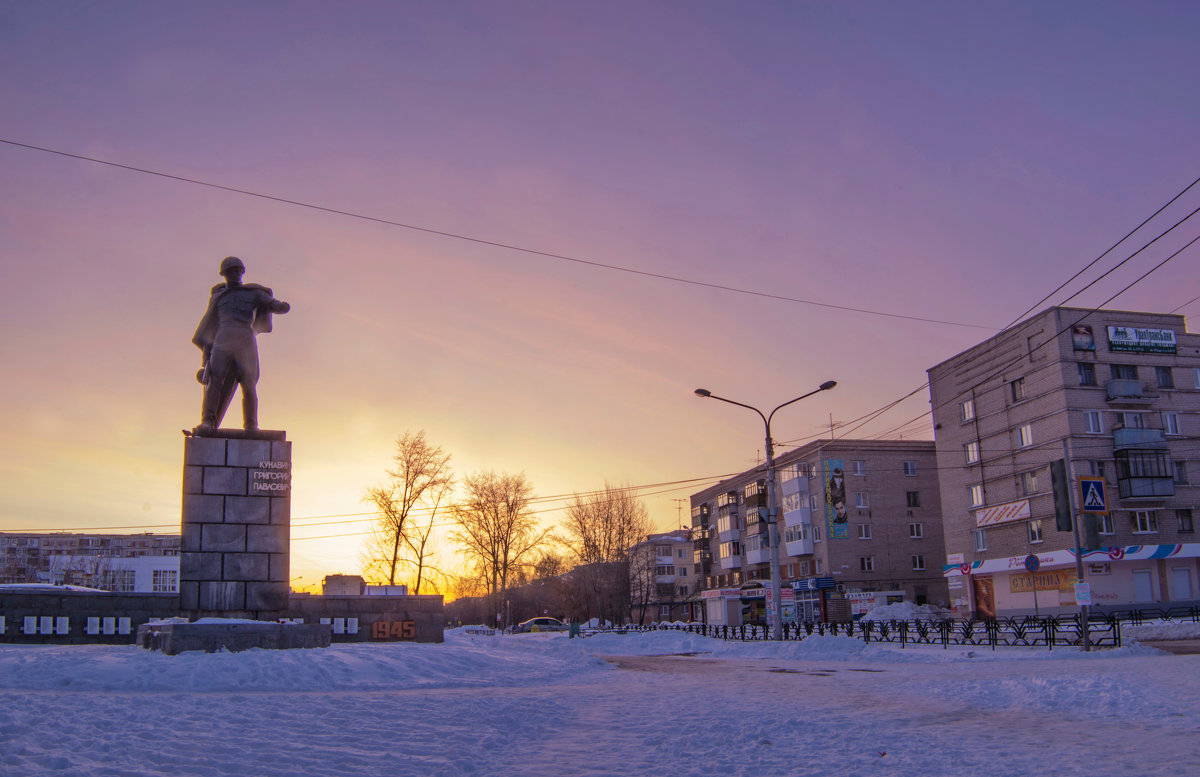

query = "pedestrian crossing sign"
[1078,476,1107,514]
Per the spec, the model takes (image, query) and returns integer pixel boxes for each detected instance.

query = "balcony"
[1113,427,1167,450]
[1106,380,1157,405]
[1115,447,1175,499]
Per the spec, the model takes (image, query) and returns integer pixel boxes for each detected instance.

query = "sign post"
[1063,439,1091,652]
[1024,554,1041,618]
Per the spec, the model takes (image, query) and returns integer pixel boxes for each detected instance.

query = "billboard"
[1107,325,1177,354]
[823,459,848,539]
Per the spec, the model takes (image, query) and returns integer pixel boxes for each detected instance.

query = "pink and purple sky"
[2,1,1198,590]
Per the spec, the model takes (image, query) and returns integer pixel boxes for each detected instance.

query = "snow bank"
[860,601,953,621]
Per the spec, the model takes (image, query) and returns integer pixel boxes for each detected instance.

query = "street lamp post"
[694,381,837,640]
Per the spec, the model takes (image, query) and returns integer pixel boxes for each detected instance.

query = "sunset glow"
[2,2,1198,592]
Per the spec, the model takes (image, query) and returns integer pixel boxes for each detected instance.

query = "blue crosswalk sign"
[1079,477,1107,513]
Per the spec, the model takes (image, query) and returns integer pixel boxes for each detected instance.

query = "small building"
[322,574,365,595]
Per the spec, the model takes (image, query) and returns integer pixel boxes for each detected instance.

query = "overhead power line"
[801,192,1200,445]
[0,138,990,330]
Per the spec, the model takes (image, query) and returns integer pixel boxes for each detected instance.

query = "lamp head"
[694,388,712,397]
[819,380,838,391]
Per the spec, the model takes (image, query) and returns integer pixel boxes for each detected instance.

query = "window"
[1098,514,1115,535]
[860,556,875,572]
[968,484,984,507]
[961,398,976,422]
[1156,366,1175,389]
[906,491,920,508]
[1111,364,1138,381]
[1121,412,1145,429]
[659,605,672,618]
[812,524,821,542]
[1078,362,1097,386]
[101,569,136,593]
[678,567,688,577]
[855,492,870,509]
[655,566,676,576]
[678,585,688,596]
[1178,509,1195,534]
[1016,424,1034,448]
[852,460,866,476]
[1133,510,1159,534]
[903,461,918,476]
[909,522,924,539]
[1019,470,1039,496]
[965,441,980,464]
[1028,519,1044,544]
[973,529,987,551]
[1164,412,1181,436]
[815,558,824,574]
[151,569,177,593]
[1010,377,1027,402]
[1194,367,1200,389]
[1174,461,1188,484]
[857,524,872,540]
[1084,411,1103,434]
[798,560,810,577]
[912,554,926,571]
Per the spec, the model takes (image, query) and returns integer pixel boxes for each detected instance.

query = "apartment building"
[928,307,1200,617]
[0,533,180,593]
[628,529,692,624]
[690,440,947,625]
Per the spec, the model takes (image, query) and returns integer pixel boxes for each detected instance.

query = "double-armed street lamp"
[694,381,837,640]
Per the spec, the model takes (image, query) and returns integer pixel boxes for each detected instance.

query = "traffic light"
[1050,459,1073,532]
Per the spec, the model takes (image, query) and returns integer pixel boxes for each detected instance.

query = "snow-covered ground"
[1,626,1197,776]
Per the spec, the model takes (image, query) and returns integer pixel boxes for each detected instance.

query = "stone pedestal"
[137,620,330,654]
[180,431,291,615]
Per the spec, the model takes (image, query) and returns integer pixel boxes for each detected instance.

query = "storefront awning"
[942,543,1200,577]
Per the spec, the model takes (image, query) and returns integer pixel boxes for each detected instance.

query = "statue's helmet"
[219,256,245,275]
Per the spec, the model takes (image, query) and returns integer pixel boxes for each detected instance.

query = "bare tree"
[561,482,651,565]
[559,482,651,624]
[361,431,453,589]
[450,471,549,628]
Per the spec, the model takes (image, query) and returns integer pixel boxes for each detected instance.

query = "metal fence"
[588,607,1200,650]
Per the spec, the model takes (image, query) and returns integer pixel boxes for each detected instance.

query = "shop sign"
[1010,568,1076,593]
[974,499,1031,528]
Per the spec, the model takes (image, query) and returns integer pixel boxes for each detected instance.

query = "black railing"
[585,612,1164,650]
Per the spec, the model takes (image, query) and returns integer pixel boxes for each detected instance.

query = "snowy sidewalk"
[0,629,1196,776]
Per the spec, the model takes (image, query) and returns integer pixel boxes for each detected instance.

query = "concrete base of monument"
[137,619,331,655]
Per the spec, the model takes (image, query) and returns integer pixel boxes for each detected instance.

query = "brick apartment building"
[0,533,180,593]
[928,307,1200,617]
[627,529,692,624]
[689,439,948,625]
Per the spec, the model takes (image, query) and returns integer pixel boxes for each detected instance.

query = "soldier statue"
[192,256,290,434]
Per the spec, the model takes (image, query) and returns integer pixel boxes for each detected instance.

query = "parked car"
[512,617,568,633]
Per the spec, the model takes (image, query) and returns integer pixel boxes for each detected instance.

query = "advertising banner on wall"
[823,459,848,539]
[1107,325,1177,353]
